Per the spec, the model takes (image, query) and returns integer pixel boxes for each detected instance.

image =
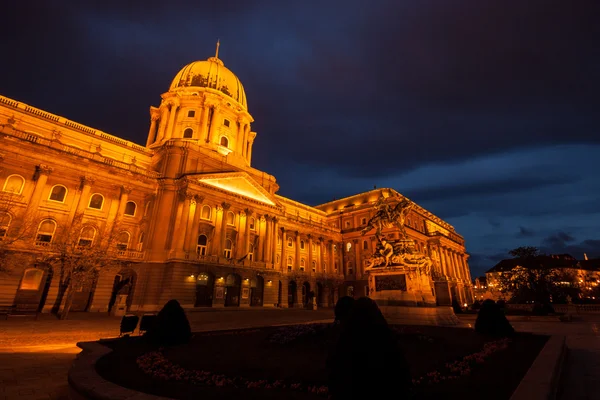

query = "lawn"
[96,324,548,400]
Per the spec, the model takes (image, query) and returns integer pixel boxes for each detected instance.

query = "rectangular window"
[223,119,230,127]
[188,110,196,118]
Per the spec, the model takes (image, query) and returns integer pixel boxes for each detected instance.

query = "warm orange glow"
[197,173,275,205]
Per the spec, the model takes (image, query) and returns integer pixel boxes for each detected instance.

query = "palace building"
[0,50,474,314]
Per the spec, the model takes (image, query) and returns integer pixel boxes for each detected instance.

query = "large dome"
[169,56,247,109]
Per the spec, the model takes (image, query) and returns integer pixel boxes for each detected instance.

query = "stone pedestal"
[367,267,459,326]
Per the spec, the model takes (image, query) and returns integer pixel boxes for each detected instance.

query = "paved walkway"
[459,314,600,400]
[0,308,334,400]
[2,311,599,400]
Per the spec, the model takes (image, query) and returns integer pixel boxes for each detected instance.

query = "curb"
[510,335,567,400]
[68,320,333,400]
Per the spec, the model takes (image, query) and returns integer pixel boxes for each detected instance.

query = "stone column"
[264,216,272,264]
[199,104,210,142]
[185,196,202,251]
[247,136,255,165]
[438,246,448,278]
[175,192,192,252]
[207,105,220,144]
[235,118,245,154]
[236,210,246,259]
[165,100,180,140]
[281,227,287,271]
[26,164,53,214]
[67,176,93,225]
[319,238,325,272]
[354,239,361,279]
[271,217,279,267]
[338,242,344,275]
[258,216,266,262]
[308,234,313,274]
[295,232,301,270]
[244,208,252,256]
[104,185,131,235]
[329,241,335,275]
[146,112,160,146]
[116,186,132,218]
[241,124,249,157]
[155,106,170,142]
[220,202,230,255]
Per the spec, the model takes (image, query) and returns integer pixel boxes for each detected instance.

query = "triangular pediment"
[192,172,277,206]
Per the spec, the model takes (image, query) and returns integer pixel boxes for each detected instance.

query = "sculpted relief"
[361,195,435,276]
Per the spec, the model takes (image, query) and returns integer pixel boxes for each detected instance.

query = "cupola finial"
[215,39,220,58]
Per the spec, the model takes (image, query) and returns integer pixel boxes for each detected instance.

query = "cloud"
[517,227,535,238]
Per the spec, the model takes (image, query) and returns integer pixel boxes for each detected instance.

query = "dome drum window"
[48,185,67,202]
[187,110,196,118]
[223,119,230,127]
[220,136,229,148]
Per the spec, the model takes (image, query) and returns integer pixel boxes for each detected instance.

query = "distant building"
[485,254,600,302]
[0,51,473,313]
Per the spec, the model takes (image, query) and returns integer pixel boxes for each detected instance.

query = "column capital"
[120,185,133,195]
[272,216,279,224]
[80,176,95,186]
[36,164,53,176]
[194,195,205,204]
[307,234,313,240]
[221,202,231,210]
[244,207,253,216]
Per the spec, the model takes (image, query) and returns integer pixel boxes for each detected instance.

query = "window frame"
[2,174,25,195]
[88,193,105,210]
[19,268,44,291]
[223,118,230,127]
[78,226,97,247]
[219,135,229,148]
[187,110,196,118]
[226,211,235,226]
[223,238,233,258]
[116,231,130,251]
[197,234,208,256]
[183,127,194,138]
[124,201,137,217]
[48,184,68,203]
[201,205,212,220]
[36,219,57,245]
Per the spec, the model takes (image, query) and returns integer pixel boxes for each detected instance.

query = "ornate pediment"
[192,172,277,206]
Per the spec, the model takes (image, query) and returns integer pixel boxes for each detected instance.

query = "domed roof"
[169,56,247,109]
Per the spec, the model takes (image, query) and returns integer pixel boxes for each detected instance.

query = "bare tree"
[496,265,579,304]
[508,246,540,259]
[0,192,37,274]
[36,213,126,320]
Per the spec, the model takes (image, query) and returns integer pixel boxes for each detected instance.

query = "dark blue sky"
[1,1,599,277]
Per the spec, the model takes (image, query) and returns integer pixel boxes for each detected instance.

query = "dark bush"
[471,300,482,310]
[475,299,515,337]
[451,298,463,314]
[532,302,555,316]
[145,299,191,346]
[496,299,506,309]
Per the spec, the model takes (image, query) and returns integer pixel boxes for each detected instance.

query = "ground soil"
[96,324,548,400]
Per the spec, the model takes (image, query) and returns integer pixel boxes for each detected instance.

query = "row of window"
[0,215,142,251]
[185,109,231,128]
[2,174,139,216]
[182,128,231,148]
[197,206,258,230]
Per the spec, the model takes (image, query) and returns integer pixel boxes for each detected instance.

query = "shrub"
[145,299,191,346]
[532,302,555,316]
[475,299,515,337]
[471,300,482,310]
[451,298,463,314]
[496,299,506,309]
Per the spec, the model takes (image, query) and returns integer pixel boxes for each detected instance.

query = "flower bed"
[96,325,548,400]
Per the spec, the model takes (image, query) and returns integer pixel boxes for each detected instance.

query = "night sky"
[1,1,599,277]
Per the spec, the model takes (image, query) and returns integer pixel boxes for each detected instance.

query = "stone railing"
[115,250,145,260]
[2,127,161,179]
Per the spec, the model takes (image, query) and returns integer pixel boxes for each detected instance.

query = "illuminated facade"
[0,51,473,313]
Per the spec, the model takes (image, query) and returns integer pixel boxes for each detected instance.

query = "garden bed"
[96,324,548,400]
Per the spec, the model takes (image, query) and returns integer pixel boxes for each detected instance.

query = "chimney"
[584,253,588,261]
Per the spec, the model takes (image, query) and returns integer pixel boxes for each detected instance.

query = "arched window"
[334,261,338,271]
[226,211,235,226]
[333,244,338,253]
[363,240,369,250]
[220,136,229,148]
[287,257,293,272]
[88,194,104,210]
[183,128,193,138]
[323,262,327,271]
[36,219,56,245]
[48,185,67,202]
[3,174,25,194]
[137,232,145,251]
[78,226,96,247]
[287,237,293,247]
[201,205,211,220]
[345,221,351,228]
[224,239,232,258]
[197,234,208,256]
[300,240,305,250]
[19,268,44,290]
[312,260,316,272]
[276,254,280,264]
[124,201,137,216]
[300,258,305,271]
[248,243,254,261]
[312,243,316,252]
[346,286,354,297]
[0,212,11,238]
[116,231,130,251]
[346,242,352,252]
[249,217,255,230]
